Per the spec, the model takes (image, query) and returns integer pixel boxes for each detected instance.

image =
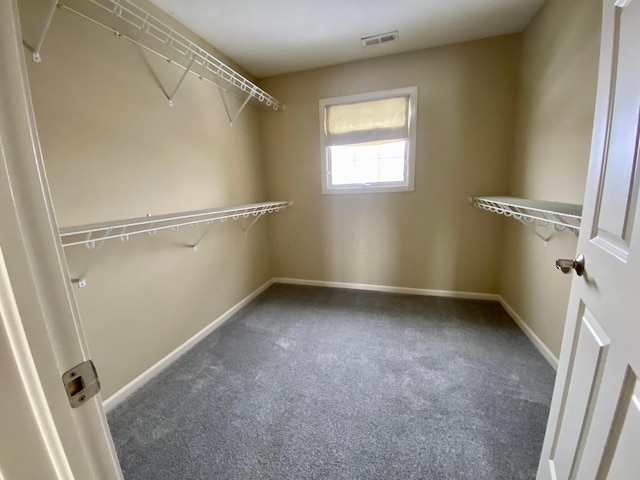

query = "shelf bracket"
[73,228,113,287]
[218,88,253,126]
[168,56,196,107]
[32,0,59,63]
[515,217,551,246]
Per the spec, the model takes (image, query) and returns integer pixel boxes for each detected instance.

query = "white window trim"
[319,86,418,195]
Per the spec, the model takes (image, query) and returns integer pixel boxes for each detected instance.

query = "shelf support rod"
[168,56,196,106]
[230,93,252,126]
[74,228,113,287]
[191,222,214,252]
[218,88,232,123]
[218,89,253,126]
[243,212,265,234]
[32,0,59,63]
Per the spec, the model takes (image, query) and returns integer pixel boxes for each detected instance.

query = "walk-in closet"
[3,0,639,479]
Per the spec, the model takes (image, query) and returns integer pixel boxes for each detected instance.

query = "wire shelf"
[469,196,582,243]
[60,201,292,247]
[60,201,291,287]
[59,202,291,287]
[34,0,285,111]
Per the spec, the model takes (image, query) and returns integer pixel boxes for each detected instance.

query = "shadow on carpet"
[108,284,555,480]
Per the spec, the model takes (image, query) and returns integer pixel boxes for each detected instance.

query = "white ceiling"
[150,0,544,78]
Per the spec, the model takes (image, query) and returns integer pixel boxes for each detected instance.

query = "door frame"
[0,0,122,478]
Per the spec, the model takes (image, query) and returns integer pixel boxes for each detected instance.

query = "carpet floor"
[108,284,555,480]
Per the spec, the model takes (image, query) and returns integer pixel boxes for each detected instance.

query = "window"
[319,87,417,194]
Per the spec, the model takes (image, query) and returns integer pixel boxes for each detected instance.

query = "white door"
[537,0,640,479]
[0,1,122,478]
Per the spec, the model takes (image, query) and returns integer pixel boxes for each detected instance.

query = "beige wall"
[259,36,520,293]
[19,0,272,397]
[17,0,602,402]
[500,0,602,357]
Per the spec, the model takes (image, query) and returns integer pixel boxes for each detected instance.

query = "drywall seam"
[498,296,559,370]
[272,277,501,301]
[102,278,274,412]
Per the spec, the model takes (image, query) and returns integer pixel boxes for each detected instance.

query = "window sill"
[322,184,414,195]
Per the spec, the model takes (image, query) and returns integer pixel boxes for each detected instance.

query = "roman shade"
[325,95,409,146]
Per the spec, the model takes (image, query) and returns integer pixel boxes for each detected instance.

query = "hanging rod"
[469,196,582,245]
[60,201,291,287]
[33,0,285,111]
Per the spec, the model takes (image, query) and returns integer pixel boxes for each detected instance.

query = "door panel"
[593,0,640,250]
[549,308,610,480]
[603,377,640,478]
[597,374,640,478]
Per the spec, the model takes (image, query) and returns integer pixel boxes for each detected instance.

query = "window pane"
[378,140,406,158]
[353,144,381,161]
[331,152,356,185]
[379,157,405,182]
[353,159,379,183]
[329,140,406,186]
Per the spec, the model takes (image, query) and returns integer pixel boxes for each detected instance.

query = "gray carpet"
[108,284,555,480]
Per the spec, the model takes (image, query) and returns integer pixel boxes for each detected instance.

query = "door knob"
[556,254,585,276]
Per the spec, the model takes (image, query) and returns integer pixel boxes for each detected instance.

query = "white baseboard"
[103,277,557,412]
[498,296,558,370]
[102,278,274,412]
[272,277,501,301]
[274,277,558,370]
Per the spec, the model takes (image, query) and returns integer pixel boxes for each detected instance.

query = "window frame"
[319,86,418,195]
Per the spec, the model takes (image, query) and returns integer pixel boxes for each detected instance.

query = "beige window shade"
[325,96,409,146]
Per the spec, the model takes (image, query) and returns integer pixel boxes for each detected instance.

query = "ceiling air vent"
[361,30,399,47]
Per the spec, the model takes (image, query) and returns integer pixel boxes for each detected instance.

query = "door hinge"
[62,360,100,408]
